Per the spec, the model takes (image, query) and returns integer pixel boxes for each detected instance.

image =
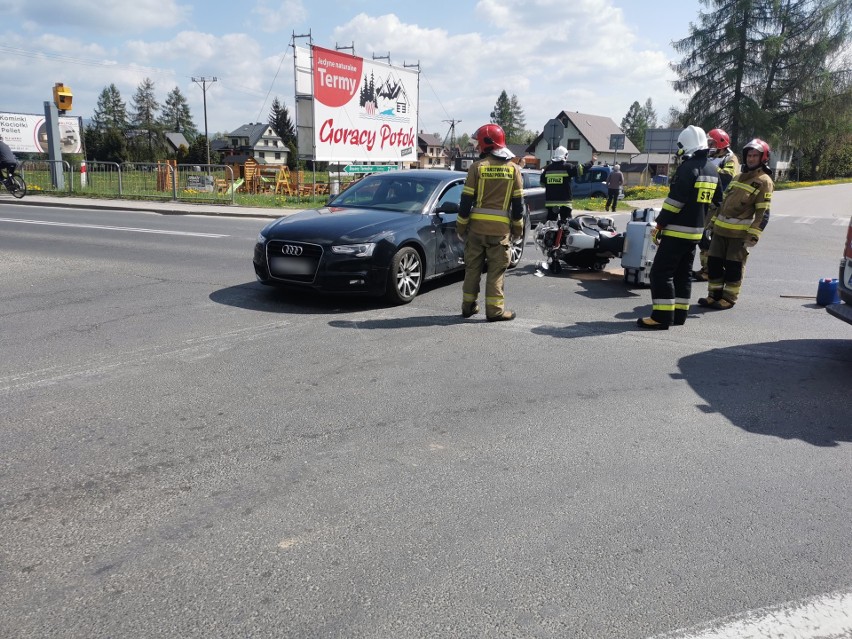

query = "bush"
[623,185,669,200]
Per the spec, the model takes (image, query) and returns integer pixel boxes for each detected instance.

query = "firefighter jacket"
[711,166,773,240]
[539,160,589,207]
[458,155,524,237]
[656,151,721,242]
[712,149,740,191]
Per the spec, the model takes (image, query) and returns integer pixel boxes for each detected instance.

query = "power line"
[192,76,217,166]
[0,45,166,75]
[255,49,291,123]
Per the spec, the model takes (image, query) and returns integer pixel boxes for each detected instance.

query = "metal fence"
[20,160,74,194]
[18,160,338,206]
[22,162,236,204]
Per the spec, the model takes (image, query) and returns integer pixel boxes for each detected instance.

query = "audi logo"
[281,244,303,256]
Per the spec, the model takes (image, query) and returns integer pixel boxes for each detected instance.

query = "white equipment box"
[622,208,658,286]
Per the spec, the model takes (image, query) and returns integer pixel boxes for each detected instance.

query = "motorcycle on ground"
[533,213,625,274]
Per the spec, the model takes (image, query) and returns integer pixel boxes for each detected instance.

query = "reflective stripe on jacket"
[712,167,773,239]
[656,153,721,242]
[458,156,524,236]
[540,160,586,207]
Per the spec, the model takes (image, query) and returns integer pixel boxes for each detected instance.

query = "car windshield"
[330,175,442,212]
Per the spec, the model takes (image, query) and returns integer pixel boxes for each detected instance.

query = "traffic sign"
[544,118,565,150]
[343,164,400,174]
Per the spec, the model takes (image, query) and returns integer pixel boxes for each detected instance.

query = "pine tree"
[130,77,164,161]
[672,0,851,151]
[641,98,658,129]
[267,97,297,167]
[268,97,296,145]
[621,102,648,151]
[508,94,527,144]
[92,84,128,131]
[489,91,528,144]
[489,91,513,134]
[159,87,197,140]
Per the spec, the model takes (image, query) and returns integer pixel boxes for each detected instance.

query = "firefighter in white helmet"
[540,146,594,224]
[637,125,721,329]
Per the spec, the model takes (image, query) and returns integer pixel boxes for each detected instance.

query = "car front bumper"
[253,241,388,296]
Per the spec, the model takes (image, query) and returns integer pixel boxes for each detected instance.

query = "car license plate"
[269,256,315,276]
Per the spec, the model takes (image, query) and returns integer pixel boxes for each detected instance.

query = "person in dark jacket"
[539,146,594,224]
[637,126,722,329]
[605,164,624,212]
[0,138,19,181]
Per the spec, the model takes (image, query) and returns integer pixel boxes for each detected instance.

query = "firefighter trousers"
[462,232,510,318]
[649,235,697,326]
[706,235,750,303]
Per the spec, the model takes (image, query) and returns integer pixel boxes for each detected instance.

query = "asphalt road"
[1,185,850,638]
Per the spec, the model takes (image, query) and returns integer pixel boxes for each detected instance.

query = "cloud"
[250,0,309,33]
[8,0,191,33]
[328,4,678,138]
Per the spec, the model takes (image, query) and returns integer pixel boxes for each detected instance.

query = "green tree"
[187,135,213,165]
[489,91,512,132]
[672,0,851,153]
[621,101,649,150]
[508,94,527,144]
[130,77,165,161]
[642,98,658,129]
[159,86,197,140]
[785,69,852,178]
[91,84,128,131]
[268,96,297,168]
[88,84,129,161]
[489,91,528,144]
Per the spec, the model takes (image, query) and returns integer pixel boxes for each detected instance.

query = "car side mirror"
[435,201,460,214]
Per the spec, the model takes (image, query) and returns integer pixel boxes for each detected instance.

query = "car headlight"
[256,232,267,244]
[331,243,376,257]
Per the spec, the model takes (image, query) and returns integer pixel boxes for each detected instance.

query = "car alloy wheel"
[386,246,422,304]
[508,214,529,269]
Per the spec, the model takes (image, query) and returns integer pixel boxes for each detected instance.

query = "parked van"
[573,165,619,199]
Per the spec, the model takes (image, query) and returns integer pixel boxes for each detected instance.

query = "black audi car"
[253,169,531,304]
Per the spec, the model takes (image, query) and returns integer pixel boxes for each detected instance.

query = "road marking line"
[648,590,852,639]
[0,217,229,238]
[794,217,818,224]
[0,322,287,392]
[833,218,849,226]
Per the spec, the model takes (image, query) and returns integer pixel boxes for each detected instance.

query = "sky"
[1,0,705,142]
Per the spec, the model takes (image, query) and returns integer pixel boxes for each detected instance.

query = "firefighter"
[698,138,773,310]
[637,125,721,329]
[540,146,593,223]
[456,124,525,322]
[692,128,741,281]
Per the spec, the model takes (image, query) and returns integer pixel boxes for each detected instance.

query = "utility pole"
[192,76,217,166]
[443,119,462,148]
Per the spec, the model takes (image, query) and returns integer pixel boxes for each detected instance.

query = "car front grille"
[266,240,323,283]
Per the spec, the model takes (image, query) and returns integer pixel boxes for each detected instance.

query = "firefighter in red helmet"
[699,138,773,310]
[693,128,741,281]
[456,124,525,321]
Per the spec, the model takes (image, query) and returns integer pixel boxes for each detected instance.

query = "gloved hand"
[698,229,712,251]
[651,226,662,245]
[745,235,758,248]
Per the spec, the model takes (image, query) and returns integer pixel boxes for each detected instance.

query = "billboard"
[0,111,83,154]
[644,128,681,154]
[295,45,419,163]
